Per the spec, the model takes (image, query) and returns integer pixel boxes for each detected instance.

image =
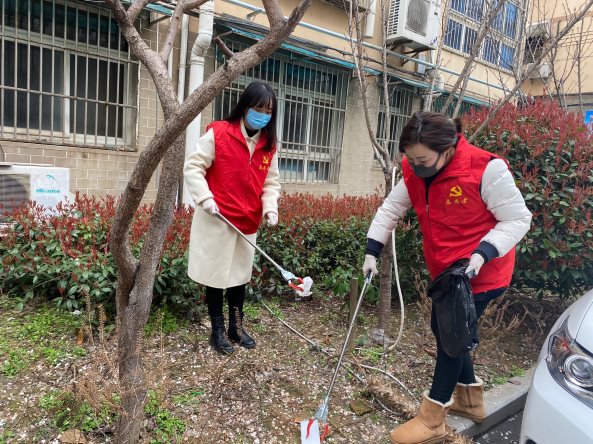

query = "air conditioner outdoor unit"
[386,0,441,50]
[525,62,552,80]
[0,163,70,223]
[527,20,551,39]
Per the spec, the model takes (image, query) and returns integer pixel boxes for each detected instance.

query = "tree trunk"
[115,137,185,444]
[377,236,393,332]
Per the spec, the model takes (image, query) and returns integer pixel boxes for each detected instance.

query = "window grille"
[214,38,349,184]
[0,0,138,149]
[443,0,524,71]
[375,82,415,158]
[432,93,483,117]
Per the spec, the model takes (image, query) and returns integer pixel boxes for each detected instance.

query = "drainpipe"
[182,0,214,205]
[364,0,376,39]
[177,14,190,104]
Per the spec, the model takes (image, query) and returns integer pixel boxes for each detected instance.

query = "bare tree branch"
[160,0,212,62]
[128,0,154,23]
[183,0,211,11]
[105,0,177,114]
[577,18,585,113]
[441,0,506,115]
[160,1,186,62]
[347,0,392,179]
[262,0,285,30]
[214,36,234,58]
[423,0,451,111]
[469,0,593,141]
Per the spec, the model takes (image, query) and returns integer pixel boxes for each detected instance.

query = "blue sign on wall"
[585,110,593,125]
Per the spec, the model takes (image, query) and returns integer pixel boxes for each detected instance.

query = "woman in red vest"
[184,82,281,354]
[364,112,532,444]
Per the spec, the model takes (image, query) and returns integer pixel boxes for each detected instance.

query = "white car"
[520,288,593,444]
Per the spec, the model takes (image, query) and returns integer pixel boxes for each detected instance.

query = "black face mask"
[411,151,444,178]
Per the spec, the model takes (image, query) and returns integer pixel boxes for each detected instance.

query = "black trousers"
[205,285,246,318]
[428,288,506,403]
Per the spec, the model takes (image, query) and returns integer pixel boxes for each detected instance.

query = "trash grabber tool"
[301,272,374,443]
[214,210,312,296]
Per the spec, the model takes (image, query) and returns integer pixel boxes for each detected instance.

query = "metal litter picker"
[301,272,374,444]
[214,211,313,297]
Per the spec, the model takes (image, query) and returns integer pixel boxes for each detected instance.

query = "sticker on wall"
[31,172,69,211]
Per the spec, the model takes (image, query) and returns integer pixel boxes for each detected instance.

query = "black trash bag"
[427,259,478,358]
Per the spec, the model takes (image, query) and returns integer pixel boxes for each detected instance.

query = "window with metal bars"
[214,38,349,184]
[375,82,415,158]
[432,94,482,117]
[0,0,138,149]
[443,0,524,71]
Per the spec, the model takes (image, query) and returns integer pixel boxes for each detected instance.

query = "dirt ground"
[0,289,569,443]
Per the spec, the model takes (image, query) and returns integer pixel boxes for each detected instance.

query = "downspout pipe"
[182,0,214,205]
[364,0,376,39]
[177,13,190,105]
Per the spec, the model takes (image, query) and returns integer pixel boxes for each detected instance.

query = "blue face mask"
[245,108,271,130]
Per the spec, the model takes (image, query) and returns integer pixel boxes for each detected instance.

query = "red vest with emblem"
[206,120,276,235]
[402,135,515,294]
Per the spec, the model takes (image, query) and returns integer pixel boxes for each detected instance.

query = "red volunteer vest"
[402,135,515,294]
[205,120,276,234]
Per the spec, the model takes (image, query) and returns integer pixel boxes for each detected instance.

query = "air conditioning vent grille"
[0,174,30,222]
[387,0,402,36]
[406,0,429,36]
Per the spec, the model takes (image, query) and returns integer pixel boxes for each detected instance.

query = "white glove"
[266,212,278,226]
[466,253,485,278]
[362,254,378,276]
[201,198,219,215]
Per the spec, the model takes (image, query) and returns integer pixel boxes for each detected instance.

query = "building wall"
[0,9,178,201]
[522,0,593,105]
[1,0,533,203]
[196,32,390,197]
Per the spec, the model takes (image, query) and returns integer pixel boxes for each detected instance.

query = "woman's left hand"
[466,253,485,278]
[266,212,278,226]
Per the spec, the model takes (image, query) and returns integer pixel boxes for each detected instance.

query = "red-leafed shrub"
[279,193,383,221]
[465,99,593,296]
[0,192,425,311]
[0,193,197,311]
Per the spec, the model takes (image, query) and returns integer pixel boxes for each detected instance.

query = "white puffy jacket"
[367,159,532,257]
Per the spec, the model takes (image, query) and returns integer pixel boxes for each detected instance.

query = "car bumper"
[520,360,593,444]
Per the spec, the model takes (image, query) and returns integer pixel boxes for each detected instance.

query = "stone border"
[448,366,535,437]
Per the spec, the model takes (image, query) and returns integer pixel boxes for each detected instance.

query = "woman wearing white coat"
[184,82,281,354]
[363,112,532,444]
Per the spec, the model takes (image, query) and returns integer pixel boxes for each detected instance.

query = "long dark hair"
[225,81,278,152]
[399,111,462,153]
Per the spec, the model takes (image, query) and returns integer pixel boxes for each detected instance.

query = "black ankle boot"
[228,306,256,349]
[209,315,234,354]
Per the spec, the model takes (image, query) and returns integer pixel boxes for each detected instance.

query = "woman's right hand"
[201,198,219,215]
[362,254,378,276]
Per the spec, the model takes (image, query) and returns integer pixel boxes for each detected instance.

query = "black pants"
[205,285,245,318]
[428,288,506,403]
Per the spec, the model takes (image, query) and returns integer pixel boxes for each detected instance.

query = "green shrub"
[0,192,426,311]
[465,99,593,296]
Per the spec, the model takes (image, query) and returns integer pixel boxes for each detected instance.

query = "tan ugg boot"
[449,376,487,423]
[389,391,452,444]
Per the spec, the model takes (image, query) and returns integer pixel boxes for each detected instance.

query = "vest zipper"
[425,182,437,262]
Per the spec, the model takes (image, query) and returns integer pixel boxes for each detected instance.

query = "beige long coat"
[183,120,281,289]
